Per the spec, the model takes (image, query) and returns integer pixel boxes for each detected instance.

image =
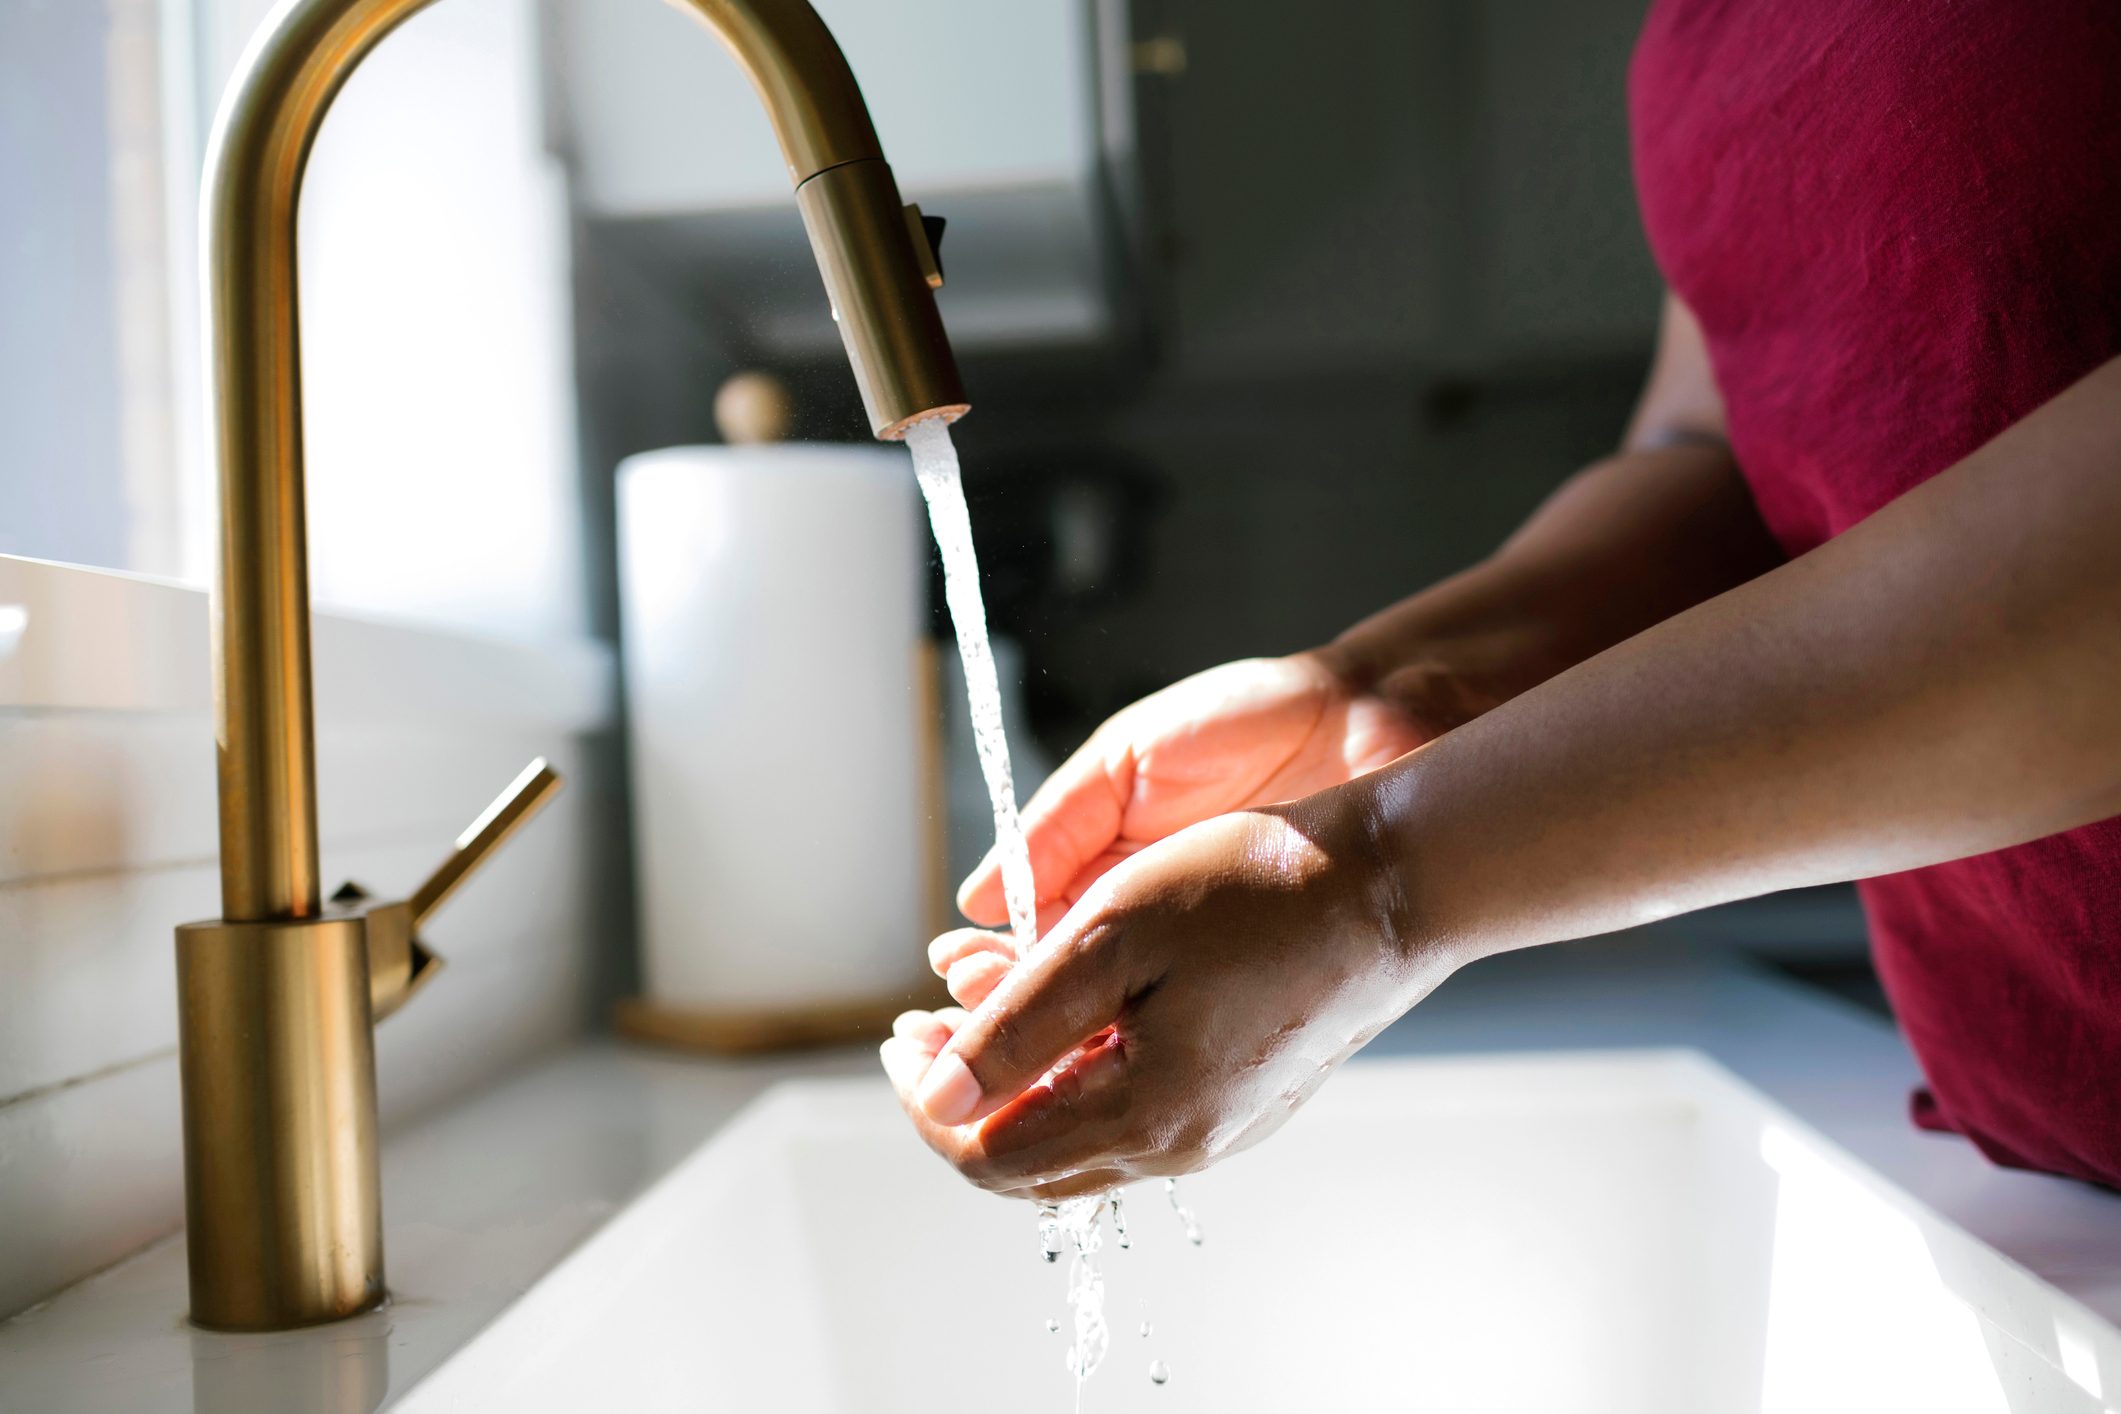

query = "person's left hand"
[878,788,1459,1200]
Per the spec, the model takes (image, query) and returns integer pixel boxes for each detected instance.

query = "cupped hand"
[880,791,1460,1201]
[953,652,1431,977]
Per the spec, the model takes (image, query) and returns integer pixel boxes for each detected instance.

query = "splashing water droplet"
[1057,1196,1110,1387]
[1149,1360,1171,1385]
[1139,1321,1153,1338]
[1165,1179,1204,1245]
[1046,1318,1060,1334]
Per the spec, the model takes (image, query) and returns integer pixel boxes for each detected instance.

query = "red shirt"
[1631,0,2121,1185]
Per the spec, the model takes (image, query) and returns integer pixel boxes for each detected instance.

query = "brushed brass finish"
[187,0,968,1332]
[799,160,970,438]
[409,758,562,924]
[327,886,433,1023]
[176,912,381,1330]
[678,0,882,183]
[175,757,555,1328]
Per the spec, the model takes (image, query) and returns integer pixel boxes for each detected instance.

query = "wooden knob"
[713,371,795,446]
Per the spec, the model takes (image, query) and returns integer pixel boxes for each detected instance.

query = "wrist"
[1285,771,1470,1006]
[1303,606,1559,741]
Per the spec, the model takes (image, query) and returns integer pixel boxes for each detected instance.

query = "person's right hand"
[943,651,1433,1007]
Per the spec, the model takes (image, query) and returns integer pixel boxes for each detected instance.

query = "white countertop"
[3,935,2117,1411]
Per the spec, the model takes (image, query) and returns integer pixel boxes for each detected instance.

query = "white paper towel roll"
[617,444,928,1014]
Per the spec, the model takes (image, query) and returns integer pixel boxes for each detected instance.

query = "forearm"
[1363,357,2121,962]
[1315,439,1784,734]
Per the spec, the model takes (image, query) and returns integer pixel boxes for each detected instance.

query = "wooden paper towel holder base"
[613,988,948,1056]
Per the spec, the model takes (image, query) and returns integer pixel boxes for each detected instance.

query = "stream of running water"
[907,418,1199,1405]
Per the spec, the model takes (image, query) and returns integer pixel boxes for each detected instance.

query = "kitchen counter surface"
[3,934,2116,1410]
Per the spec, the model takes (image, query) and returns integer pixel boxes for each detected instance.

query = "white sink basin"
[396,1050,2120,1413]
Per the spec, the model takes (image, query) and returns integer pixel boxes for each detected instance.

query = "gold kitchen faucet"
[179,0,968,1331]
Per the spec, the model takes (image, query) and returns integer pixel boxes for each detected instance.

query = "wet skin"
[881,297,2121,1199]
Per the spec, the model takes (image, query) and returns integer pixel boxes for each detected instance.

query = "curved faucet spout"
[205,0,964,923]
[185,0,966,1331]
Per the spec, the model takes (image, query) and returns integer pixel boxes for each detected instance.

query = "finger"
[890,1009,953,1051]
[887,1023,1137,1194]
[914,913,1135,1127]
[957,1035,1136,1189]
[881,1004,969,1082]
[879,1033,940,1094]
[928,927,1015,977]
[1059,847,1137,907]
[957,732,1136,927]
[881,1030,995,1180]
[891,1007,976,1053]
[1040,896,1091,939]
[946,951,1014,1008]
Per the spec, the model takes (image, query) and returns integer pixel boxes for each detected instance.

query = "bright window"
[0,0,589,644]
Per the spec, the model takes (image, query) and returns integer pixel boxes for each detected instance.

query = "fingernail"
[916,1051,982,1125]
[946,955,994,994]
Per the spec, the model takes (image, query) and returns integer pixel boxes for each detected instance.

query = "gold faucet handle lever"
[409,758,564,927]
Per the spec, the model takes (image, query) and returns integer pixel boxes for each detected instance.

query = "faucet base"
[175,914,384,1331]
